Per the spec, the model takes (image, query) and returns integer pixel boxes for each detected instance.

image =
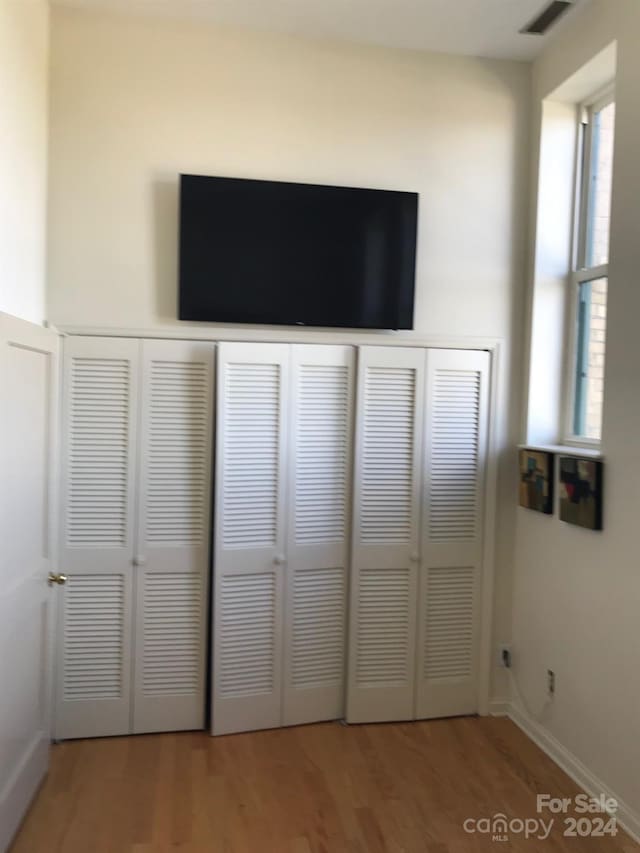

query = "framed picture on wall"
[559,456,604,530]
[518,449,554,515]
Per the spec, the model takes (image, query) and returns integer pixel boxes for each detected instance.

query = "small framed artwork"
[519,449,554,514]
[558,456,604,530]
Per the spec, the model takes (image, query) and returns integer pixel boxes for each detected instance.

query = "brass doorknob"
[48,572,68,586]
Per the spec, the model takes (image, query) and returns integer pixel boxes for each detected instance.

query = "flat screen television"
[178,174,418,329]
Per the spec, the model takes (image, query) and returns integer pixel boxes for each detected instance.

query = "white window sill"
[518,443,603,460]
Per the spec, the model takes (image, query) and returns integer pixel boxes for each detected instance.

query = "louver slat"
[417,348,489,721]
[223,363,280,548]
[67,358,129,546]
[57,338,137,740]
[361,367,416,545]
[295,366,349,545]
[425,566,475,679]
[283,346,353,727]
[143,574,202,696]
[213,343,286,736]
[133,341,213,735]
[347,347,423,725]
[429,369,481,542]
[63,575,124,700]
[146,361,209,546]
[356,569,410,686]
[219,574,276,697]
[292,568,344,688]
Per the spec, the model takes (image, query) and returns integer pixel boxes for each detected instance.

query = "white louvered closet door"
[212,342,289,735]
[133,340,214,733]
[283,345,354,726]
[56,337,139,739]
[346,346,425,723]
[416,349,489,719]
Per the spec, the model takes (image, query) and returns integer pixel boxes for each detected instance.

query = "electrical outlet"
[547,669,556,696]
[499,645,512,668]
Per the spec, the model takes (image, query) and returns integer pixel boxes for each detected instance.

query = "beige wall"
[47,7,530,342]
[0,0,49,325]
[47,7,531,699]
[514,0,640,825]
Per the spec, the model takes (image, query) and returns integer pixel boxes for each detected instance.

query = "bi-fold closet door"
[56,336,214,739]
[347,346,489,723]
[212,343,354,735]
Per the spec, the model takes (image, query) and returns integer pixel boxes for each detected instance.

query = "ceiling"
[51,0,589,61]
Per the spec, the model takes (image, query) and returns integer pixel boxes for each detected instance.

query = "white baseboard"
[507,703,640,844]
[0,734,48,853]
[488,698,510,717]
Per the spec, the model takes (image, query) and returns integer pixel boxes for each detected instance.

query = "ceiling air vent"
[521,0,573,35]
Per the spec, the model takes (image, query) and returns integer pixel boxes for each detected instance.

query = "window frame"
[563,85,615,447]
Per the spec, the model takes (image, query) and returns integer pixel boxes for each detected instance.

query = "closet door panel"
[212,343,289,735]
[346,346,425,723]
[56,336,139,739]
[133,340,214,733]
[283,345,354,726]
[416,349,489,719]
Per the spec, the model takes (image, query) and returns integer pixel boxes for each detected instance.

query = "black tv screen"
[178,174,417,329]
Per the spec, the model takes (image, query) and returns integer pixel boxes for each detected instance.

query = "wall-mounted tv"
[178,174,418,329]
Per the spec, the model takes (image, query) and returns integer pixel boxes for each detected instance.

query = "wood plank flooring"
[10,717,639,852]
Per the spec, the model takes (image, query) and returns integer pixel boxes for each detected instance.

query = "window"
[568,92,615,442]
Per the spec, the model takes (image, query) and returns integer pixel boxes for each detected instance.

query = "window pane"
[586,101,615,267]
[573,277,607,439]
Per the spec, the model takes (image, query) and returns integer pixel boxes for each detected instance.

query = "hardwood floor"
[10,717,638,852]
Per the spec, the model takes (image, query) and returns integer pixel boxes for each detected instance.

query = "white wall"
[0,0,49,325]
[47,6,531,699]
[514,0,640,825]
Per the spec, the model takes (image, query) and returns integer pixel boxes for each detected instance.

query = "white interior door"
[346,346,425,723]
[212,342,289,735]
[283,345,354,726]
[133,340,214,733]
[416,349,489,719]
[0,314,58,852]
[55,336,139,739]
